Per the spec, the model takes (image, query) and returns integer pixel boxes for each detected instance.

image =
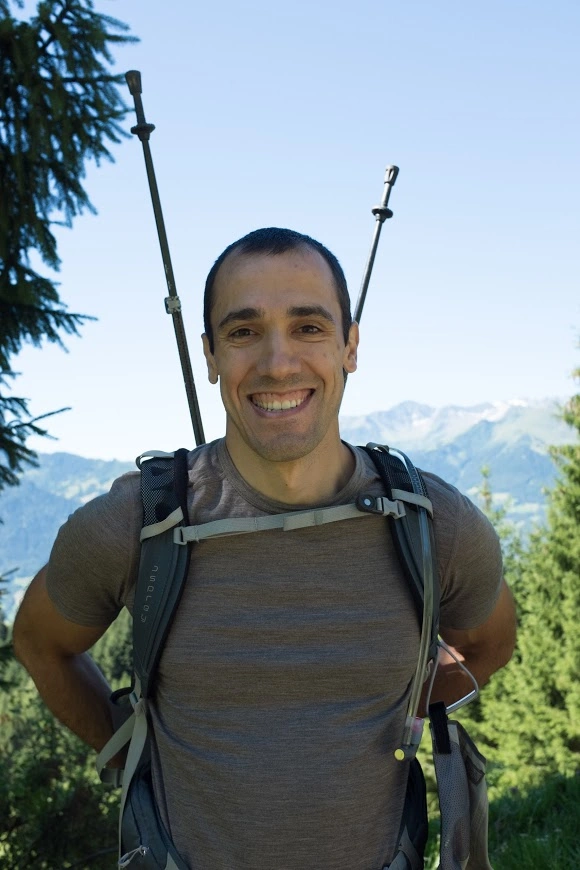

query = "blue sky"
[11,0,580,461]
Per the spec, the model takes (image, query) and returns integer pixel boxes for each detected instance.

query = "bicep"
[440,579,517,671]
[13,566,111,661]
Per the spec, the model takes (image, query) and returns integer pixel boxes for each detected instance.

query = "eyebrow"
[217,304,335,331]
[218,308,262,331]
[288,305,335,323]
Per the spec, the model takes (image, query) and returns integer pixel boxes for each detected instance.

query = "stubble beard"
[240,425,325,465]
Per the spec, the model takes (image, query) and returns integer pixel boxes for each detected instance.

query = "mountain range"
[340,398,571,513]
[0,397,574,621]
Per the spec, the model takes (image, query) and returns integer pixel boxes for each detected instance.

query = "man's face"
[202,247,358,466]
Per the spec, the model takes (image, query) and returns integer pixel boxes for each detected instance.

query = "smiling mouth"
[250,390,312,412]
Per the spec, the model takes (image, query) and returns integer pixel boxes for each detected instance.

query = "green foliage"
[0,385,70,491]
[424,771,580,869]
[477,373,580,792]
[440,467,524,786]
[477,464,525,597]
[0,568,16,689]
[92,607,132,688]
[0,683,118,869]
[423,372,580,863]
[0,0,137,492]
[448,369,580,802]
[488,771,580,869]
[0,608,132,867]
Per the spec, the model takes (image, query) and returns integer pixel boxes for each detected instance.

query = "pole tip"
[125,70,142,96]
[385,165,400,185]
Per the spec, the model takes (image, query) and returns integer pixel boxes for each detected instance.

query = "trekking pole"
[125,70,206,447]
[353,165,399,324]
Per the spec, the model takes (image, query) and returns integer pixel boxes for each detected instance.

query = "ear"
[201,334,219,384]
[343,321,359,374]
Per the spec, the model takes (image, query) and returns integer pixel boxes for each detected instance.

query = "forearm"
[16,646,115,753]
[421,581,517,716]
[420,632,514,716]
[419,645,483,715]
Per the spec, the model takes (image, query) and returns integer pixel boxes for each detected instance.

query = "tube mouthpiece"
[385,165,400,185]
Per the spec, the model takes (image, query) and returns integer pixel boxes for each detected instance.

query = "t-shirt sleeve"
[427,474,504,631]
[45,471,142,627]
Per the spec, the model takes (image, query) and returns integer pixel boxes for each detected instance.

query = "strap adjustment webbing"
[391,489,433,517]
[173,497,406,545]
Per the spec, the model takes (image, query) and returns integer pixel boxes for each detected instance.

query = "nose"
[255,331,301,381]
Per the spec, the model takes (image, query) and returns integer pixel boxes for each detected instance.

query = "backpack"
[97,444,492,870]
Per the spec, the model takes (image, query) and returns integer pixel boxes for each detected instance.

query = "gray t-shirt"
[46,440,503,870]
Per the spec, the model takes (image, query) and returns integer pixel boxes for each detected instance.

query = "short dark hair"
[203,227,352,353]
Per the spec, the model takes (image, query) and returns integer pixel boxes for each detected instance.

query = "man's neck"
[225,436,355,505]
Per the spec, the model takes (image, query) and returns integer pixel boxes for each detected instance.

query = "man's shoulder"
[100,467,141,512]
[418,468,488,529]
[58,467,142,540]
[419,468,463,511]
[418,467,501,598]
[186,439,224,479]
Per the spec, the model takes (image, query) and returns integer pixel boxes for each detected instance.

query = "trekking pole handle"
[125,69,142,96]
[371,165,399,223]
[353,164,399,324]
[126,70,155,141]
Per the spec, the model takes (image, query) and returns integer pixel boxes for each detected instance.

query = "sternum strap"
[173,497,405,545]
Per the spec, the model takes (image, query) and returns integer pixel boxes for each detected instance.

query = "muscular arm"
[13,565,117,754]
[420,578,516,715]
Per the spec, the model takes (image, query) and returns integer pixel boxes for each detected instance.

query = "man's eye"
[298,324,322,334]
[229,327,254,339]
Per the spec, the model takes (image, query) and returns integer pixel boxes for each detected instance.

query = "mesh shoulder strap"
[133,448,191,699]
[362,444,440,662]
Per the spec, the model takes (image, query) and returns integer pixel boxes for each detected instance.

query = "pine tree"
[515,372,580,771]
[452,466,524,791]
[471,368,580,793]
[0,0,136,491]
[477,465,524,595]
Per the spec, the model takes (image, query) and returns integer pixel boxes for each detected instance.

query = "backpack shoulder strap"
[362,443,441,760]
[361,443,440,662]
[363,447,491,864]
[132,448,192,699]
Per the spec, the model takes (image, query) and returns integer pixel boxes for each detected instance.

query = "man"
[14,228,516,869]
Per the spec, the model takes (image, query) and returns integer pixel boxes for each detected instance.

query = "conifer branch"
[0,0,137,493]
[36,0,73,54]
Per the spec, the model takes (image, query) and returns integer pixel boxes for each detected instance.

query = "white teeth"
[253,396,305,411]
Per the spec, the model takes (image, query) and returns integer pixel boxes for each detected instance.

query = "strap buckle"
[356,494,406,519]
